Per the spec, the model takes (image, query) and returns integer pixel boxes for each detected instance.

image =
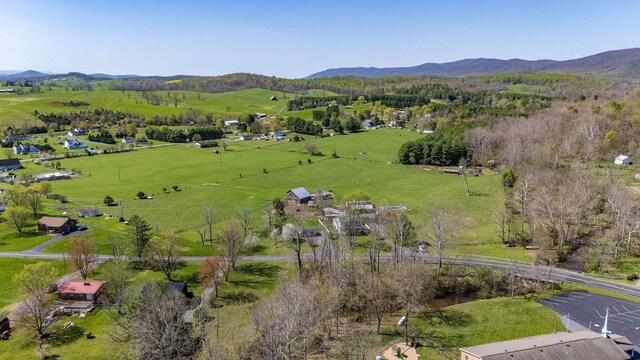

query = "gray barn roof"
[287,187,311,201]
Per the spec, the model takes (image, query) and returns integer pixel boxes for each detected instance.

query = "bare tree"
[66,236,97,280]
[234,207,254,239]
[102,259,132,314]
[129,282,196,360]
[394,263,434,345]
[335,329,379,360]
[146,230,181,281]
[201,208,216,244]
[425,204,458,278]
[13,262,58,337]
[251,281,332,360]
[282,216,305,276]
[219,220,245,276]
[385,212,415,269]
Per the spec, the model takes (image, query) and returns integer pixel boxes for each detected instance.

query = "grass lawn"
[0,259,66,315]
[387,297,565,359]
[0,261,289,360]
[0,223,52,252]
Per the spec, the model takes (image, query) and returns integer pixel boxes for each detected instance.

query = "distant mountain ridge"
[306,48,640,79]
[0,71,139,80]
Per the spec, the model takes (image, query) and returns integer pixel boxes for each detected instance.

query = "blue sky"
[1,0,638,78]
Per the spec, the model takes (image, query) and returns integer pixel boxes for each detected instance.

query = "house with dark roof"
[0,158,22,171]
[287,187,312,204]
[37,216,77,234]
[460,330,638,360]
[13,144,40,155]
[122,137,135,145]
[195,140,218,148]
[57,280,104,302]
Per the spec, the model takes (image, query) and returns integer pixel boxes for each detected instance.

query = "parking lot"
[540,290,640,344]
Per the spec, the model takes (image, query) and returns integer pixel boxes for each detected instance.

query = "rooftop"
[38,216,73,227]
[288,187,311,200]
[57,280,104,295]
[461,331,631,360]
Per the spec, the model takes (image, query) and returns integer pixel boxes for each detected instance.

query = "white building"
[64,138,87,149]
[615,155,633,165]
[224,120,240,127]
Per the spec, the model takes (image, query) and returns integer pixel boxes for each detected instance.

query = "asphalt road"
[1,251,640,299]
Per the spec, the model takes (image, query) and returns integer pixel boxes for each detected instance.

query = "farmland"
[3,128,524,259]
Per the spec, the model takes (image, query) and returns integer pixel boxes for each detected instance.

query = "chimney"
[84,281,90,286]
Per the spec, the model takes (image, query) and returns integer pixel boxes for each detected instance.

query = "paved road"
[1,251,640,300]
[23,230,84,253]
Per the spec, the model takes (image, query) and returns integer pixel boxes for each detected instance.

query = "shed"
[195,140,218,148]
[224,120,240,127]
[0,158,22,171]
[287,187,312,204]
[78,208,100,217]
[615,155,633,165]
[57,280,104,302]
[0,317,9,333]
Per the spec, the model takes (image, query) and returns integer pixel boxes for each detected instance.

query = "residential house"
[3,135,33,143]
[78,208,100,217]
[615,155,633,165]
[67,128,87,137]
[122,137,135,145]
[224,120,240,127]
[64,138,87,149]
[460,330,638,360]
[57,280,104,302]
[287,187,312,204]
[37,216,77,234]
[252,112,267,119]
[13,144,40,155]
[195,140,218,148]
[0,158,22,171]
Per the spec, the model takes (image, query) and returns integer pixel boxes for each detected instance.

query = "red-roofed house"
[56,280,104,302]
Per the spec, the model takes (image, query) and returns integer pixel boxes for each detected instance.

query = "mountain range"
[306,48,640,79]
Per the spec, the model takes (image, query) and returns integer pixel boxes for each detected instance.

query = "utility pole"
[119,199,123,219]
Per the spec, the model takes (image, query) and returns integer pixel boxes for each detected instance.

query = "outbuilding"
[287,187,312,204]
[195,140,218,148]
[615,155,633,165]
[78,208,100,217]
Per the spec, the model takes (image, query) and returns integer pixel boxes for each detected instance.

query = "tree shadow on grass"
[218,291,259,305]
[240,244,267,256]
[418,308,473,348]
[235,262,281,278]
[48,324,85,346]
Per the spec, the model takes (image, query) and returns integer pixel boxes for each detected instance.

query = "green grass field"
[18,128,525,259]
[0,259,66,315]
[406,297,565,359]
[0,88,294,128]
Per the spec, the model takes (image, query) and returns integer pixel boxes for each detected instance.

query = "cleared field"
[21,128,527,259]
[0,88,293,128]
